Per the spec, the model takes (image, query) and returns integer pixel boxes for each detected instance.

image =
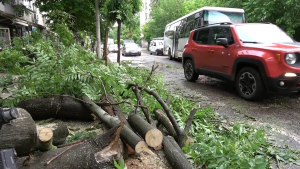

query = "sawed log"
[0,108,37,156]
[163,136,192,169]
[17,96,93,121]
[153,108,177,139]
[38,128,56,151]
[16,122,125,169]
[82,95,150,153]
[128,113,163,149]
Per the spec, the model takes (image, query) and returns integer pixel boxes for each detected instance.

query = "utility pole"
[95,0,102,59]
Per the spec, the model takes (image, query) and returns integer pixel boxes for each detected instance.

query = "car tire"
[236,67,265,101]
[184,60,198,82]
[150,52,152,55]
[169,49,173,60]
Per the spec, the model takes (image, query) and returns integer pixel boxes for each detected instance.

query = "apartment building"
[140,0,152,28]
[0,0,48,47]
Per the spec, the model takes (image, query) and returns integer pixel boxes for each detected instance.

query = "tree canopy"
[143,0,300,42]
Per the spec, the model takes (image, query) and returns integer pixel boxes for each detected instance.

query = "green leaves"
[114,156,127,169]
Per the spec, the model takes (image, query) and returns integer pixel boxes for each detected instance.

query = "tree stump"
[128,113,163,149]
[0,108,37,156]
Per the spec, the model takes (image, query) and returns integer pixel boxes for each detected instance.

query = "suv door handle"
[192,48,197,51]
[208,49,214,53]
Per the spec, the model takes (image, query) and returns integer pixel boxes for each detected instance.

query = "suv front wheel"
[184,60,198,82]
[236,67,264,100]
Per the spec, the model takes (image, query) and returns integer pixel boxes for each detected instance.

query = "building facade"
[0,0,48,47]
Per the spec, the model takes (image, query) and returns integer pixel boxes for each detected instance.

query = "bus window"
[185,21,194,38]
[203,10,244,25]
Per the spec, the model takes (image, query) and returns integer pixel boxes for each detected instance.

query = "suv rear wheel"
[184,60,198,82]
[236,67,264,100]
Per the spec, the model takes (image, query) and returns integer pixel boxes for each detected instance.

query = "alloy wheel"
[238,72,256,96]
[185,62,193,79]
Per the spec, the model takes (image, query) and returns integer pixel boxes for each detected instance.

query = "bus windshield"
[204,11,244,24]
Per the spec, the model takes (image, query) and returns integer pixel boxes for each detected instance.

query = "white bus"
[164,6,245,59]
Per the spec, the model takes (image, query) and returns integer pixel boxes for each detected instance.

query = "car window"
[193,29,210,45]
[208,27,234,45]
[159,42,163,45]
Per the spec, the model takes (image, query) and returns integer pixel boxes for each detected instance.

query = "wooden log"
[128,113,163,149]
[17,96,93,121]
[16,122,125,169]
[0,108,37,156]
[153,108,177,139]
[38,128,56,151]
[52,122,69,146]
[163,136,192,169]
[82,95,150,153]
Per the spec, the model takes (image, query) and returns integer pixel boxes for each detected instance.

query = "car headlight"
[138,48,141,51]
[285,53,297,64]
[126,49,130,52]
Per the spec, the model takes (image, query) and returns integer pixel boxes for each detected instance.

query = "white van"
[149,37,164,55]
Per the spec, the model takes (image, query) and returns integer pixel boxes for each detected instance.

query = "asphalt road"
[108,50,300,153]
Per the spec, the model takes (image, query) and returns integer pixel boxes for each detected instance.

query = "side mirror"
[216,38,228,48]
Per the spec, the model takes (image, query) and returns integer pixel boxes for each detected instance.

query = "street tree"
[104,0,142,65]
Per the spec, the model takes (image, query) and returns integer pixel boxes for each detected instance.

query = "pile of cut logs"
[0,67,197,169]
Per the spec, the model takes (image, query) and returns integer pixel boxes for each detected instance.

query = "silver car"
[122,43,141,56]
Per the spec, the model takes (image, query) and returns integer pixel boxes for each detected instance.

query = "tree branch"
[131,85,152,124]
[165,96,171,106]
[128,84,183,143]
[183,109,198,136]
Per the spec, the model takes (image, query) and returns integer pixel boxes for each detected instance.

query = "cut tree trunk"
[16,123,124,169]
[0,108,37,156]
[82,95,150,153]
[153,108,177,139]
[128,113,163,149]
[163,136,192,169]
[52,122,69,146]
[17,96,93,121]
[38,128,56,151]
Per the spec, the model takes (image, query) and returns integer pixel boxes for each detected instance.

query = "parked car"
[149,38,164,55]
[122,43,141,56]
[182,22,300,100]
[108,44,118,53]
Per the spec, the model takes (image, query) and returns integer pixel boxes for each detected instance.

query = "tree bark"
[104,22,109,66]
[95,0,102,59]
[52,122,69,146]
[17,96,93,121]
[117,19,121,65]
[0,108,37,156]
[153,108,177,139]
[128,113,163,149]
[82,95,149,153]
[16,123,124,169]
[163,136,192,169]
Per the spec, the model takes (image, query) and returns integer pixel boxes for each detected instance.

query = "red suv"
[183,22,300,100]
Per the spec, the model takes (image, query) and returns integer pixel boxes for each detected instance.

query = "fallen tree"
[0,108,37,156]
[17,121,125,169]
[17,95,93,121]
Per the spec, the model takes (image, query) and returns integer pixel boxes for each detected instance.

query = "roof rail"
[198,22,233,28]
